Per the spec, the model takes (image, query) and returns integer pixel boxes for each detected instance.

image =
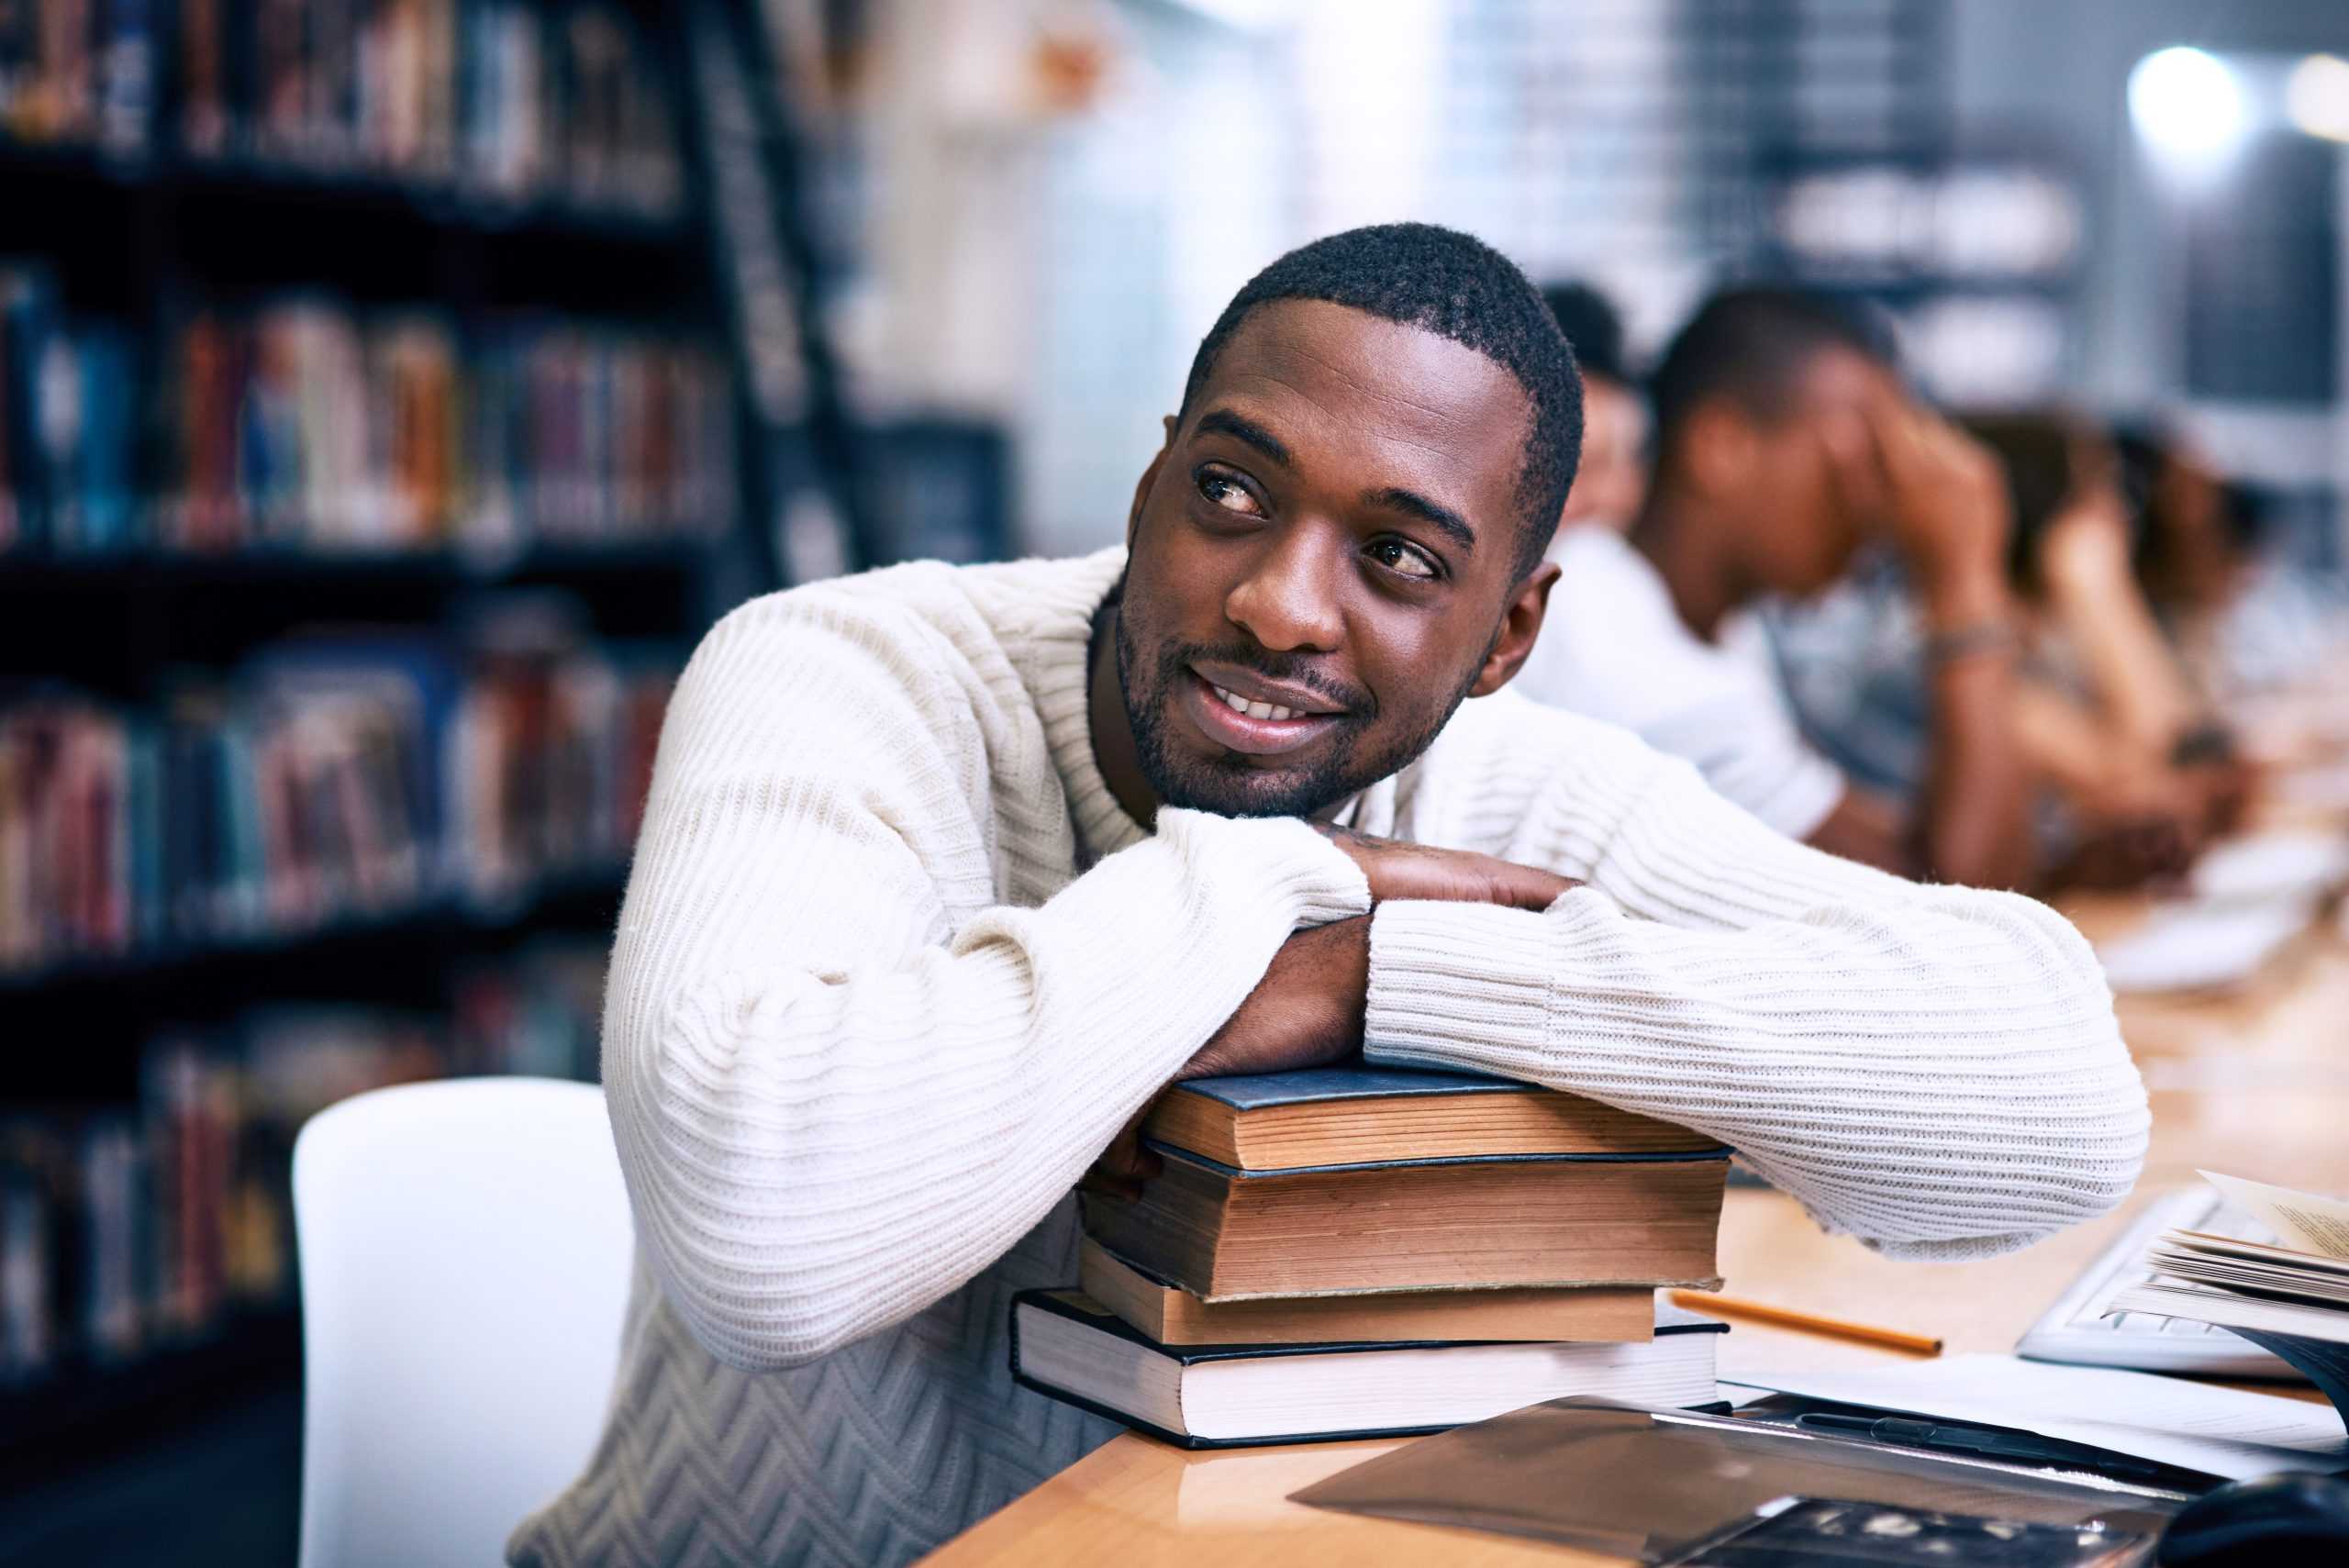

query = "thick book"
[1081,1144,1728,1302]
[1010,1288,1727,1449]
[1148,1064,1723,1170]
[1079,1236,1654,1347]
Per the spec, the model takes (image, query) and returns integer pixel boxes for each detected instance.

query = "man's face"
[1722,347,1905,599]
[1561,373,1649,528]
[1115,298,1546,819]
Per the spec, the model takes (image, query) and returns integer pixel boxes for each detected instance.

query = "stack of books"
[1013,1065,1734,1448]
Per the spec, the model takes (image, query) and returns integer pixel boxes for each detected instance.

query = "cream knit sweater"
[508,548,2147,1568]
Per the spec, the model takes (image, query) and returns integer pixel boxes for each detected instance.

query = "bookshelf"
[0,0,788,1478]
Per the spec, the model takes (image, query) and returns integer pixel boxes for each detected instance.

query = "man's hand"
[1834,398,2011,610]
[1080,917,1372,1203]
[1315,825,1580,910]
[1082,836,1583,1201]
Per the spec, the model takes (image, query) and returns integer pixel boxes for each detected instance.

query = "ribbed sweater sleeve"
[1364,707,2148,1262]
[603,587,1368,1371]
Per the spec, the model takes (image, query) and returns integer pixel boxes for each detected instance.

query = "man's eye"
[1197,472,1263,517]
[1367,538,1440,581]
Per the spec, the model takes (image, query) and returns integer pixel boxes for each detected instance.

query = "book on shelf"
[0,939,608,1387]
[0,265,140,556]
[1009,1288,1727,1450]
[0,0,156,158]
[174,0,682,217]
[1077,1236,1655,1348]
[0,267,735,562]
[1083,1065,1728,1302]
[0,618,675,976]
[155,301,734,558]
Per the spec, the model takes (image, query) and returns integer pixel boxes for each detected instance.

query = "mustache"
[1157,639,1374,718]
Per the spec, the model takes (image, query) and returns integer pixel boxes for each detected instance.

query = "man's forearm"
[1916,568,2036,889]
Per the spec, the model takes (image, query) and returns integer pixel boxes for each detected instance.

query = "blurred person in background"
[1540,281,1647,528]
[1972,415,2244,888]
[1512,287,2036,889]
[1766,415,2249,892]
[2122,422,2349,702]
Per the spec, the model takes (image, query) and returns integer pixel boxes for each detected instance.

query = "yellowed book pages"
[1079,1237,1654,1347]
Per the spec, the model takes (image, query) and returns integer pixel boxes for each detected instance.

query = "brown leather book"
[1079,1236,1655,1346]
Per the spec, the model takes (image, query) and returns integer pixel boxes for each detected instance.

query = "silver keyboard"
[2015,1186,2298,1378]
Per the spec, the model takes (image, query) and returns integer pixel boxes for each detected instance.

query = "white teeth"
[1210,682,1306,722]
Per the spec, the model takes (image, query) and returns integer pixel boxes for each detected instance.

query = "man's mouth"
[1180,669,1347,757]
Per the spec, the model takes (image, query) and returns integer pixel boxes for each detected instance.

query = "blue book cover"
[1170,1064,1532,1114]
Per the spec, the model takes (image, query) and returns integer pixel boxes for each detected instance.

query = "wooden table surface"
[919,795,2349,1566]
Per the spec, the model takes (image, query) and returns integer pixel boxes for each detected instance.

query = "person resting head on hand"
[1968,413,2251,889]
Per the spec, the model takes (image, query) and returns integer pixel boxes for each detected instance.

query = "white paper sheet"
[2188,830,2349,904]
[1721,1354,2349,1482]
[2092,898,2313,993]
[2202,1171,2349,1261]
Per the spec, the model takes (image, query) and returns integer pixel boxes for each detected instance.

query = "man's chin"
[1150,757,1345,820]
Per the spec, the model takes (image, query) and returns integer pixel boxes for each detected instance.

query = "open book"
[2111,1172,2349,1418]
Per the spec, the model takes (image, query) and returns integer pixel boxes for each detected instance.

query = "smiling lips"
[1207,682,1311,722]
[1182,667,1346,756]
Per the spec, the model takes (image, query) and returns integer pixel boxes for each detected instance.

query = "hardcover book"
[1148,1064,1721,1171]
[1080,1142,1729,1302]
[1078,1236,1654,1347]
[1010,1288,1727,1449]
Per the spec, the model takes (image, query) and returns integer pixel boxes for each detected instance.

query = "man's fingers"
[1489,864,1578,911]
[1080,1100,1164,1202]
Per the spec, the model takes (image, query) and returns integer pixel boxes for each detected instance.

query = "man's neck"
[1629,485,1750,643]
[1087,598,1163,830]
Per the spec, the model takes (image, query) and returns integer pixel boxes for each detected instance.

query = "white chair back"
[294,1077,632,1568]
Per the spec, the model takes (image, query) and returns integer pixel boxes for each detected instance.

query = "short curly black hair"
[1179,223,1584,584]
[1541,281,1631,386]
[1648,286,1896,460]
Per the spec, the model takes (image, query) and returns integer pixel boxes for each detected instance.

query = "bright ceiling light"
[2129,47,2246,166]
[2287,53,2349,142]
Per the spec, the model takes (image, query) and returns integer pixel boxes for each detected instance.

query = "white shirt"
[1515,527,1847,840]
[507,547,2143,1568]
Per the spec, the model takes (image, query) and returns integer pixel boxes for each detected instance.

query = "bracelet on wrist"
[1921,618,2021,666]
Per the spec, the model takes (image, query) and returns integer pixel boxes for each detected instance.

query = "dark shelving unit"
[0,0,806,1502]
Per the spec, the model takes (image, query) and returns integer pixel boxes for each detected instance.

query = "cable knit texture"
[508,547,2146,1568]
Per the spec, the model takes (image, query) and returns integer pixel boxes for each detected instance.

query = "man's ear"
[1678,402,1757,499]
[1469,560,1560,697]
[1126,415,1179,550]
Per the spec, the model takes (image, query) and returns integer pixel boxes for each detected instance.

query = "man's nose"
[1224,526,1344,653]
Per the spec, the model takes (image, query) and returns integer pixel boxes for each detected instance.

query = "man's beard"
[1113,601,1486,820]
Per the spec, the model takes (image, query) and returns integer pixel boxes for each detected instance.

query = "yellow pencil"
[1668,1290,1944,1356]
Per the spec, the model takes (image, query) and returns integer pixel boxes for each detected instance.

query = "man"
[1541,280,1648,527]
[1513,288,2037,888]
[510,227,2143,1568]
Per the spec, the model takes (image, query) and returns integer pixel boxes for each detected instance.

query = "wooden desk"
[920,879,2349,1566]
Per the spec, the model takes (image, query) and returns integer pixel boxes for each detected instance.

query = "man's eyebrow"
[1364,486,1477,554]
[1194,408,1292,469]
